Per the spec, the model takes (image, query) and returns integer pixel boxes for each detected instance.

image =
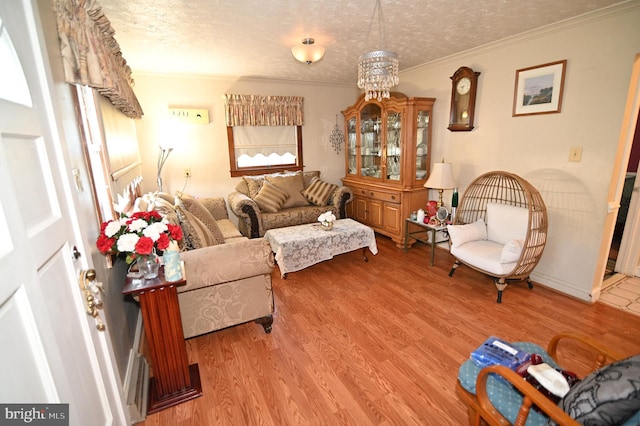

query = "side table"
[403,218,449,266]
[122,267,202,414]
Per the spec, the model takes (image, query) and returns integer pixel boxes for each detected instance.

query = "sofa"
[149,192,275,339]
[228,170,353,238]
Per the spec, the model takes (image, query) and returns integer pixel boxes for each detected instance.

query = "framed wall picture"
[512,60,567,117]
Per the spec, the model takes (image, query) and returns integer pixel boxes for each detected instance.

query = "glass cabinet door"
[360,103,382,179]
[347,117,357,175]
[415,110,430,180]
[386,111,402,181]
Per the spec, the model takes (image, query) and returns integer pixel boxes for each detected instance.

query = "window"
[227,125,303,177]
[224,94,304,177]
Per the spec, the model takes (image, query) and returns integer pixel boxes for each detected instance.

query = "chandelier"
[357,0,399,102]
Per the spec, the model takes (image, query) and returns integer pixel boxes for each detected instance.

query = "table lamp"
[424,161,456,209]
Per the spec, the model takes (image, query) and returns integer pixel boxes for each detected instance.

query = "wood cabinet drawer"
[353,187,400,203]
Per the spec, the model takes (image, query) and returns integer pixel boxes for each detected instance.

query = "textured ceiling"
[100,0,626,84]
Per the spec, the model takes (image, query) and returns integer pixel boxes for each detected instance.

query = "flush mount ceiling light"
[291,38,325,64]
[357,0,399,102]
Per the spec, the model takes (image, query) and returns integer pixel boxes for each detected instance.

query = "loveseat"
[228,170,353,238]
[149,192,275,339]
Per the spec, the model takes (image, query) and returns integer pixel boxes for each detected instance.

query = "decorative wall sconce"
[329,115,343,154]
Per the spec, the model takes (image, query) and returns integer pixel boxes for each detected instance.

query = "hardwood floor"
[138,235,640,425]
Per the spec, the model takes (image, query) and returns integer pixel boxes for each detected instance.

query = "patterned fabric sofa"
[228,170,353,238]
[149,192,275,339]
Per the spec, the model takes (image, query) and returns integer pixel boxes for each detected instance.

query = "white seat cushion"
[451,240,517,276]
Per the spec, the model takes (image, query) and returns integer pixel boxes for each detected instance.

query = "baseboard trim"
[123,311,148,424]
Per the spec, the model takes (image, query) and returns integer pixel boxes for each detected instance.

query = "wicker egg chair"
[448,171,548,302]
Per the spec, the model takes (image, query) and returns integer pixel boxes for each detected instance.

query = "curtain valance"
[55,0,143,119]
[224,94,304,126]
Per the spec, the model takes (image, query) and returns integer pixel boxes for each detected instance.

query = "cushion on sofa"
[243,175,266,198]
[266,171,309,208]
[254,180,289,213]
[554,354,640,425]
[199,197,229,221]
[302,177,338,206]
[177,194,225,244]
[302,170,321,188]
[486,202,528,245]
[176,205,219,249]
[447,219,487,248]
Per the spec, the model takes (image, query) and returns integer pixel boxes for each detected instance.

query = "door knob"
[79,269,105,331]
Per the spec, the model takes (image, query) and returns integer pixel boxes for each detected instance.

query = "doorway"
[602,55,640,296]
[605,112,640,281]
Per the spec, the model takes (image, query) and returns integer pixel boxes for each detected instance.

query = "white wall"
[132,74,358,199]
[398,3,640,301]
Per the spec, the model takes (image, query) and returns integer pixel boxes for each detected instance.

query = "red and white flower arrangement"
[96,210,183,264]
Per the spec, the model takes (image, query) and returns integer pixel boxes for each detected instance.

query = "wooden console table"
[122,267,202,414]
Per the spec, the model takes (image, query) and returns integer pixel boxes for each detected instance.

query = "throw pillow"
[500,239,524,263]
[266,172,309,208]
[235,179,250,196]
[177,194,225,244]
[301,177,338,206]
[554,354,640,425]
[254,180,289,213]
[302,170,321,188]
[152,198,184,250]
[447,219,487,248]
[175,206,218,249]
[243,175,266,199]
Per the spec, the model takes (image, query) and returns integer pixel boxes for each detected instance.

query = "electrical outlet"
[568,147,583,162]
[184,168,191,178]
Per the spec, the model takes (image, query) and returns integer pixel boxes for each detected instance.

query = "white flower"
[318,211,336,223]
[104,220,124,238]
[128,218,148,232]
[143,222,168,242]
[117,233,140,252]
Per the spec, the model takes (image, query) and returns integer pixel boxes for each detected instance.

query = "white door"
[0,1,124,424]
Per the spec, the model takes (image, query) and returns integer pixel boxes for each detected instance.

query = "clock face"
[456,77,471,95]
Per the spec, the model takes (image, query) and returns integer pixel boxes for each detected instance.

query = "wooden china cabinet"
[341,92,435,247]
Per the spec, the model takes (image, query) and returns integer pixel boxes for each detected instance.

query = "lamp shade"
[291,38,325,64]
[424,162,456,189]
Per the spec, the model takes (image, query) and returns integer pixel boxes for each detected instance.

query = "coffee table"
[263,218,378,278]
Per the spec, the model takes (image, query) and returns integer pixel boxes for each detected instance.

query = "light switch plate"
[569,146,583,162]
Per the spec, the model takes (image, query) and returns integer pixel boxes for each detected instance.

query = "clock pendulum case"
[448,66,481,131]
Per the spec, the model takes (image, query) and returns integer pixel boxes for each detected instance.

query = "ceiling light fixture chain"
[330,114,343,154]
[357,0,399,102]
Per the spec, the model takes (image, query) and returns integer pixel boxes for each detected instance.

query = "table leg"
[430,227,436,266]
[362,247,369,262]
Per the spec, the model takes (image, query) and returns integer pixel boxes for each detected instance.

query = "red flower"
[135,236,155,255]
[96,234,115,254]
[156,233,170,250]
[167,223,183,241]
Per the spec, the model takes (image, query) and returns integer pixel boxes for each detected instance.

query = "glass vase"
[137,253,159,279]
[320,221,334,231]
